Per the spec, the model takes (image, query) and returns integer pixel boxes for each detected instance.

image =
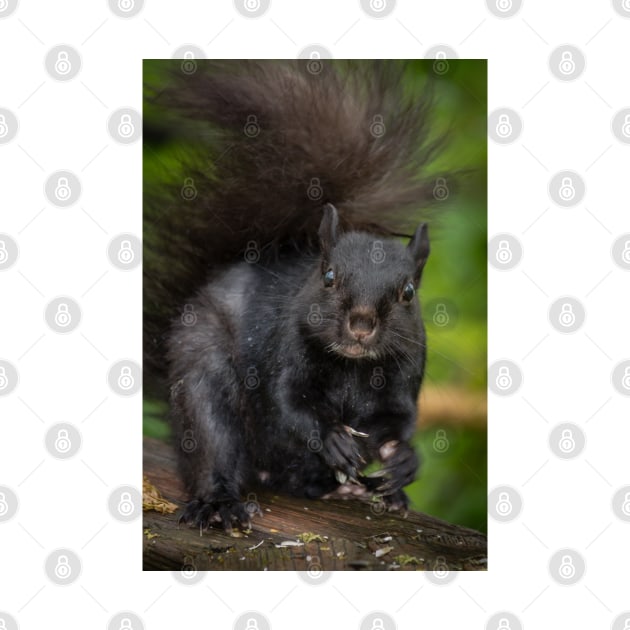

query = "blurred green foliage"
[144,60,487,533]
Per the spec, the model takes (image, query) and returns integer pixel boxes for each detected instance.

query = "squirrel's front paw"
[322,425,367,483]
[365,440,418,496]
[179,497,261,533]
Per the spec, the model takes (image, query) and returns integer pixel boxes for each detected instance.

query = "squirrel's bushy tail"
[144,60,450,382]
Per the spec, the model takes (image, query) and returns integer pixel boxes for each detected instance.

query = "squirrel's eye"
[401,281,415,302]
[323,269,335,287]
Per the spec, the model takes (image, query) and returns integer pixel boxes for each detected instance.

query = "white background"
[1,0,629,628]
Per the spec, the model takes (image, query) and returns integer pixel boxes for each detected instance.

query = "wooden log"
[143,437,487,571]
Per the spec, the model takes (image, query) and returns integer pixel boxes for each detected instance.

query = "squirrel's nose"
[347,308,377,342]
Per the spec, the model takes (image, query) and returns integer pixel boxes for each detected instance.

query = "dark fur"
[144,60,449,529]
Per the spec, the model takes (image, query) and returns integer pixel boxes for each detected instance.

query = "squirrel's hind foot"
[178,497,261,534]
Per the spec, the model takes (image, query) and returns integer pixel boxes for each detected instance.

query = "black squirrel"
[144,60,452,531]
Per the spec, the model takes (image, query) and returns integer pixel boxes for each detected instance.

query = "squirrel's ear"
[318,203,339,263]
[407,223,430,283]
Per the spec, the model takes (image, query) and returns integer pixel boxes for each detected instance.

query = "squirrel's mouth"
[330,342,378,360]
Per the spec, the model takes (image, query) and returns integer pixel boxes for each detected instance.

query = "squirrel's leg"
[168,320,257,532]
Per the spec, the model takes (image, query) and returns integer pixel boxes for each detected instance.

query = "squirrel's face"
[302,205,430,362]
